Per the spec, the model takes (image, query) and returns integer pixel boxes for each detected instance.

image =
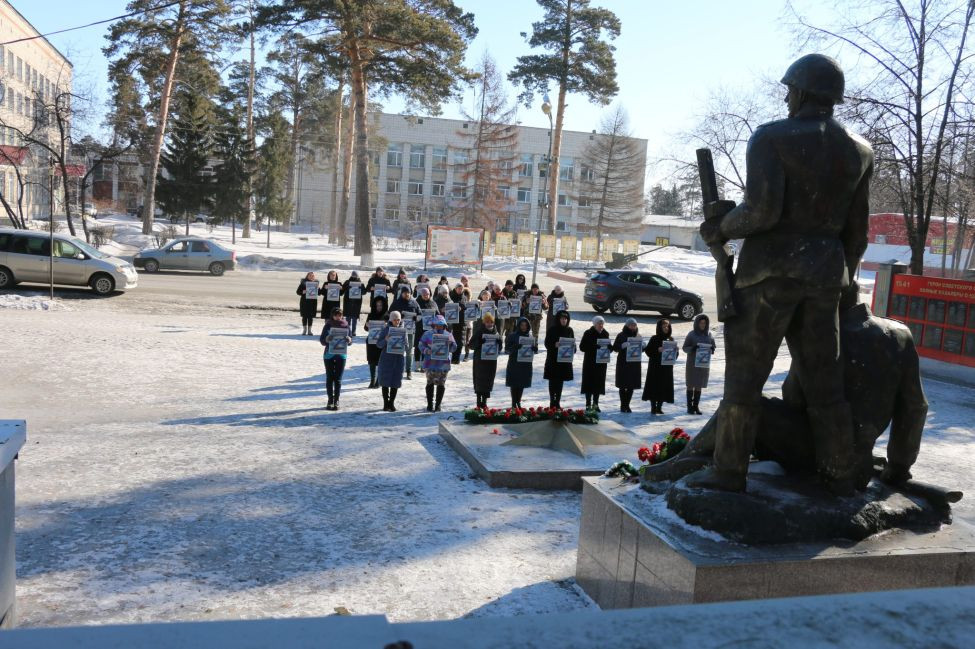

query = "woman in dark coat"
[342,270,364,336]
[545,285,569,330]
[389,285,420,380]
[613,318,643,413]
[643,319,676,414]
[505,317,537,409]
[321,269,343,320]
[449,283,467,364]
[579,315,610,411]
[296,271,318,335]
[470,312,500,408]
[414,286,436,372]
[391,267,411,296]
[513,273,528,294]
[682,313,716,415]
[376,310,406,411]
[543,310,576,409]
[364,296,389,388]
[366,266,391,296]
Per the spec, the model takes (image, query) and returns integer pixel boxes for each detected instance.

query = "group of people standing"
[298,266,716,415]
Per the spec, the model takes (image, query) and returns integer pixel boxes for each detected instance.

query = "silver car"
[0,228,138,295]
[134,237,236,276]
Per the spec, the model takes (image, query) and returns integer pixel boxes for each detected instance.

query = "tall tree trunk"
[545,0,572,236]
[337,97,355,246]
[349,51,373,265]
[243,0,255,239]
[468,75,488,228]
[328,77,345,242]
[595,134,615,259]
[284,100,299,234]
[141,1,186,236]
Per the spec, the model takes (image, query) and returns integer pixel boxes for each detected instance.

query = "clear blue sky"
[19,1,815,161]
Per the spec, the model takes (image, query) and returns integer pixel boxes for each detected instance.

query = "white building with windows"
[0,0,73,222]
[295,112,647,238]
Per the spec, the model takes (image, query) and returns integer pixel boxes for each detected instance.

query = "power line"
[0,0,185,47]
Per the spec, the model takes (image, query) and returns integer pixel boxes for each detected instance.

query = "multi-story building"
[0,0,73,222]
[296,112,648,238]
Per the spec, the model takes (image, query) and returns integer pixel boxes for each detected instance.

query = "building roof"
[642,214,700,228]
[0,0,73,68]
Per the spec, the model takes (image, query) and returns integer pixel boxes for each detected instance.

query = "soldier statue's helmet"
[780,53,845,104]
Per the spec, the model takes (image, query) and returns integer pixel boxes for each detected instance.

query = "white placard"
[431,333,450,361]
[464,302,480,320]
[326,283,341,301]
[626,337,643,362]
[695,345,712,368]
[481,334,500,361]
[367,326,382,345]
[327,327,349,355]
[517,336,534,363]
[402,312,416,333]
[595,338,611,364]
[551,297,566,314]
[421,309,437,330]
[304,280,319,299]
[661,340,678,366]
[508,299,521,317]
[415,282,431,297]
[528,295,543,315]
[373,284,387,299]
[444,302,460,324]
[386,327,407,355]
[479,301,496,321]
[348,282,362,299]
[557,337,575,363]
[497,299,511,319]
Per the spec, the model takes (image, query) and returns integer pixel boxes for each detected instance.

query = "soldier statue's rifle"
[696,148,738,321]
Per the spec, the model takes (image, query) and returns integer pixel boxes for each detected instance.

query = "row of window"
[382,179,592,207]
[384,143,593,182]
[0,45,63,102]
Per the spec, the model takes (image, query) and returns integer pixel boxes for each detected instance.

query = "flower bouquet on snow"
[604,427,692,479]
[463,405,599,425]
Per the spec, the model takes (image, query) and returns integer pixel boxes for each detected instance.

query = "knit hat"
[592,316,605,325]
[432,315,447,327]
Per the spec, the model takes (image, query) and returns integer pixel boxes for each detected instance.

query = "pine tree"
[156,90,215,236]
[448,53,519,232]
[578,106,645,257]
[254,111,293,243]
[211,104,256,239]
[105,0,231,235]
[508,0,620,234]
[257,0,477,266]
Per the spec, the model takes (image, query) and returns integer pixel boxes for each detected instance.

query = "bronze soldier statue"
[693,54,874,495]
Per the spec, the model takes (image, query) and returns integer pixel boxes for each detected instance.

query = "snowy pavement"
[2,268,974,628]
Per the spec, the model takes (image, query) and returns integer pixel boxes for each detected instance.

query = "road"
[11,267,720,327]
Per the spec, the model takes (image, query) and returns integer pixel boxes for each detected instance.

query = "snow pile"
[0,294,71,311]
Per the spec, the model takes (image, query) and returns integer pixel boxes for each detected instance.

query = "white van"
[0,228,138,295]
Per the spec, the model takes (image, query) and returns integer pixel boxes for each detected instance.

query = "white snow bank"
[0,294,71,311]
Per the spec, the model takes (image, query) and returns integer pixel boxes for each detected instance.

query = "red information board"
[878,274,975,367]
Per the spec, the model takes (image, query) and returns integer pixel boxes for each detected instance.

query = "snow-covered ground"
[3,218,972,629]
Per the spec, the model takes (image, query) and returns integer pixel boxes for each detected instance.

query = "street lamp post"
[531,95,554,286]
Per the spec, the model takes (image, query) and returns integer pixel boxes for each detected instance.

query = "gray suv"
[584,270,703,319]
[134,237,236,275]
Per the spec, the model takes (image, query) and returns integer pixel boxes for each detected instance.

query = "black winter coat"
[643,333,675,403]
[545,291,569,329]
[544,322,575,381]
[579,327,610,395]
[342,277,364,317]
[504,324,537,388]
[321,278,343,319]
[296,279,318,319]
[613,329,644,389]
[364,302,389,366]
[470,322,500,395]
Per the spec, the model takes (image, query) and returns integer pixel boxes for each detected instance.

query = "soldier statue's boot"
[807,403,859,496]
[684,402,760,492]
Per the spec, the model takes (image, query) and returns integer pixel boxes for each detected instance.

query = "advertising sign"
[601,241,618,262]
[559,235,577,261]
[625,337,643,362]
[661,340,678,365]
[426,225,484,265]
[595,339,611,364]
[580,237,599,261]
[516,232,535,258]
[539,234,557,260]
[517,336,535,363]
[304,281,319,299]
[494,231,513,256]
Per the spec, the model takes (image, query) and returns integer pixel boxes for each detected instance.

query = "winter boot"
[808,403,859,496]
[369,366,378,389]
[426,384,435,412]
[333,383,341,410]
[585,394,592,410]
[686,390,694,414]
[692,389,703,415]
[381,387,390,411]
[435,385,445,412]
[593,395,600,412]
[389,388,398,412]
[464,350,470,361]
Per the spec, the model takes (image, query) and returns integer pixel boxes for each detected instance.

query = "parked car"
[82,203,97,218]
[0,228,138,295]
[133,237,236,276]
[584,270,703,319]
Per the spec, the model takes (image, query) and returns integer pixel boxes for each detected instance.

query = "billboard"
[482,230,492,255]
[426,226,484,265]
[623,239,640,255]
[559,235,577,260]
[539,234,557,260]
[517,232,535,257]
[580,237,599,261]
[601,240,619,261]
[495,231,513,256]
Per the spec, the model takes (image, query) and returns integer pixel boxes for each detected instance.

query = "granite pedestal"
[439,420,644,490]
[0,420,26,629]
[576,475,975,609]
